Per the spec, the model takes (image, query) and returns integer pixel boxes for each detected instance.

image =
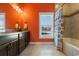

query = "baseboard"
[29,42,54,44]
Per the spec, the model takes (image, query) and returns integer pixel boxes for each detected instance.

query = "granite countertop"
[0,29,29,36]
[0,29,29,46]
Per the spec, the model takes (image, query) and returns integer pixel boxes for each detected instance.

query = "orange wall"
[0,4,23,29]
[0,3,55,42]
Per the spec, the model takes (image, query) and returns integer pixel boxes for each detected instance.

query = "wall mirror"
[0,13,5,32]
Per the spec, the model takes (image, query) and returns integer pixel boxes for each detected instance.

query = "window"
[39,12,54,39]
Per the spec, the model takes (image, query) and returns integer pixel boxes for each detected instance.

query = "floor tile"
[20,44,65,56]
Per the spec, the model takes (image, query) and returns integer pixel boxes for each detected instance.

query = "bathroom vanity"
[0,30,30,56]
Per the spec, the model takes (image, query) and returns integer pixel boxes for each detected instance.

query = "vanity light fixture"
[23,23,28,30]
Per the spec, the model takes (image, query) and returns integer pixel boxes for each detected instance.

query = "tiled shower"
[63,4,79,56]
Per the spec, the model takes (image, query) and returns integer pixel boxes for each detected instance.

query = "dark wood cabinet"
[0,43,9,56]
[25,32,30,47]
[8,39,18,56]
[18,33,25,53]
[0,31,30,56]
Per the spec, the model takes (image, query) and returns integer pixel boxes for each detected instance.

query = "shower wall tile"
[63,17,72,38]
[63,4,79,40]
[63,4,79,16]
[71,14,79,39]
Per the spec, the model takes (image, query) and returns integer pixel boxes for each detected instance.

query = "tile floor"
[20,44,65,56]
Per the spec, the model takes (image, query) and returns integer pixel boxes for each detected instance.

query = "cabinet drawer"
[19,33,25,39]
[0,34,18,45]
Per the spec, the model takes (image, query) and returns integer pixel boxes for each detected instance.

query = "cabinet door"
[19,39,25,53]
[8,39,18,56]
[0,43,9,56]
[25,32,30,47]
[18,33,25,53]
